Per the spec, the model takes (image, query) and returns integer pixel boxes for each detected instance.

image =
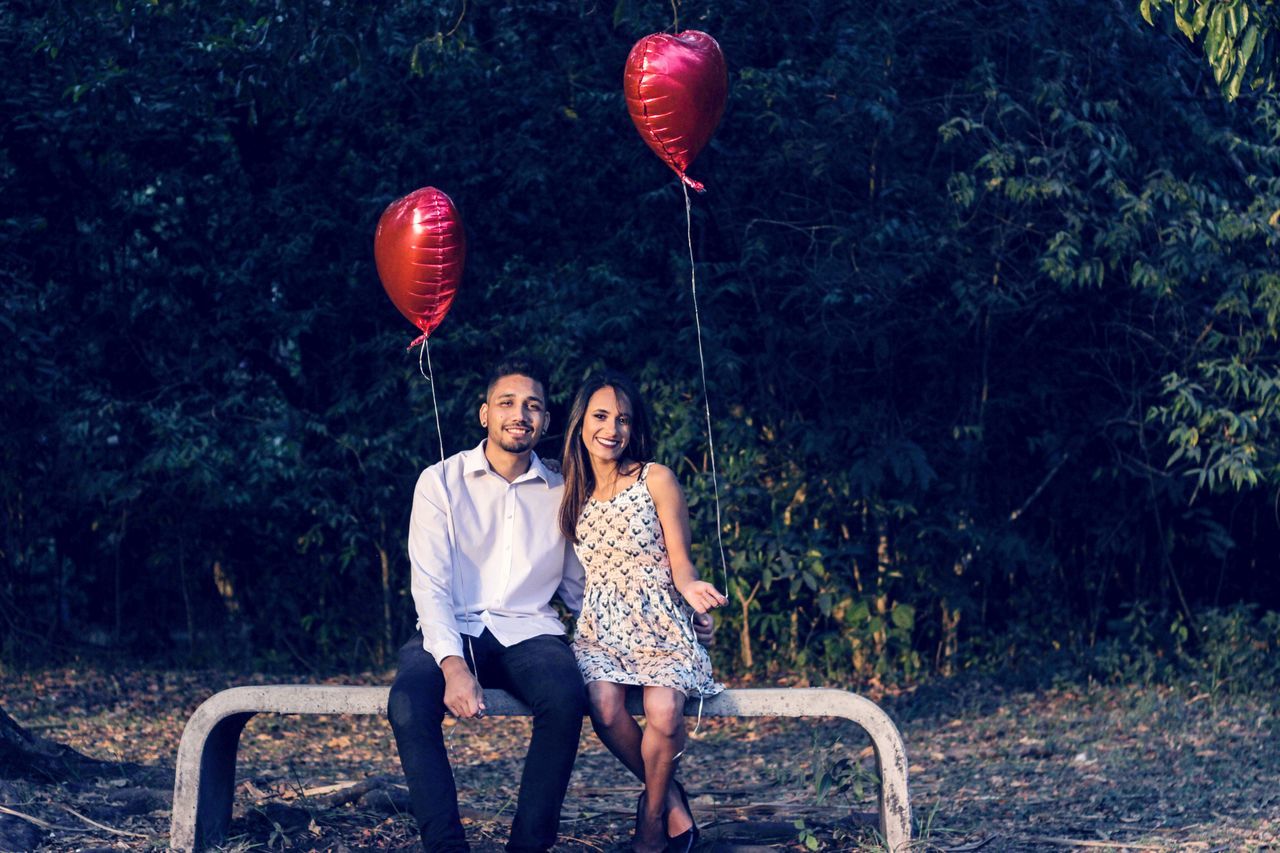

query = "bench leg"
[869,730,911,852]
[171,710,256,852]
[824,691,911,852]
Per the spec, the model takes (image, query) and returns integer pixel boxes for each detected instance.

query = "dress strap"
[638,462,653,482]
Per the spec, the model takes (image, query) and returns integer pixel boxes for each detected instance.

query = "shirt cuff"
[422,631,465,665]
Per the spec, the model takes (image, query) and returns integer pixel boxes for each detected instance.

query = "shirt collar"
[462,441,490,476]
[464,440,551,485]
[526,452,552,484]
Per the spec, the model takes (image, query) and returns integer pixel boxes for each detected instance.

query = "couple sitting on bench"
[388,358,726,853]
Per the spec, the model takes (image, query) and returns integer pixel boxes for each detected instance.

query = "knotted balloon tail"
[680,173,707,193]
[682,180,729,596]
[407,331,429,351]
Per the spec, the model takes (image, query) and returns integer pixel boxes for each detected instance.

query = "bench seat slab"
[170,686,909,851]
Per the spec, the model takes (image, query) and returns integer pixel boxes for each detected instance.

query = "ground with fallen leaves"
[0,666,1276,851]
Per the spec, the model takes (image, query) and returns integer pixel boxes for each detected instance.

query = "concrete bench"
[170,686,910,851]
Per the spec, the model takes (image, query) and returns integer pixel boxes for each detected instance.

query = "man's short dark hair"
[485,357,549,399]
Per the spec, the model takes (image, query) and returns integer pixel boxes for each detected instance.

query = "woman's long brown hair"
[558,371,654,544]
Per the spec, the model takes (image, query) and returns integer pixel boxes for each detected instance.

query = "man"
[388,359,711,852]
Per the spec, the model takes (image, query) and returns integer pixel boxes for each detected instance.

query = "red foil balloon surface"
[624,30,727,192]
[374,187,465,348]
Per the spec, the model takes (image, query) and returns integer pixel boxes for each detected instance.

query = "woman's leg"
[586,681,646,779]
[640,687,692,841]
[587,683,693,840]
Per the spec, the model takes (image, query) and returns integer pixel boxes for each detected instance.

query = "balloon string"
[672,611,707,764]
[419,337,482,716]
[683,180,729,596]
[422,337,445,463]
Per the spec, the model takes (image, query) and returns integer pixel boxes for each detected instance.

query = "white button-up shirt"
[408,440,585,663]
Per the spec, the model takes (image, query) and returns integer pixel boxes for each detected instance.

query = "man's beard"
[495,429,537,453]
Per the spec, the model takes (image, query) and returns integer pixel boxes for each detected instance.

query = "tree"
[1,706,110,782]
[3,0,1278,683]
[1141,0,1280,99]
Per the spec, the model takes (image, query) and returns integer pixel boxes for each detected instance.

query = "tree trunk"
[377,535,392,668]
[0,704,105,782]
[736,580,760,669]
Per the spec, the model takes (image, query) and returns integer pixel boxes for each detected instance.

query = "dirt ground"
[0,667,1276,851]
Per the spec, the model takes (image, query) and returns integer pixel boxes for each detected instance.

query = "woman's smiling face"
[581,385,633,464]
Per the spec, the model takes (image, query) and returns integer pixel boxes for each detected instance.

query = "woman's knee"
[588,686,629,729]
[642,690,686,737]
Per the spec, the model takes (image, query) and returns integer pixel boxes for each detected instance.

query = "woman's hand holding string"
[680,580,728,614]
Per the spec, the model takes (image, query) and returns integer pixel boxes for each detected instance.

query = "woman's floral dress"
[571,464,723,697]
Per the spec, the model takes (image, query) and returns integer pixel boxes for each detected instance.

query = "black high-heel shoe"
[666,779,700,853]
[634,791,668,853]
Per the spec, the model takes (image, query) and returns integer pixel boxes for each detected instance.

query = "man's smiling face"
[480,373,548,454]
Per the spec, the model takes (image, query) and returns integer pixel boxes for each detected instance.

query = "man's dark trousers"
[388,629,587,853]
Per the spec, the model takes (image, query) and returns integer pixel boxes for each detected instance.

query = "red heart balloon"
[624,30,728,192]
[374,187,465,348]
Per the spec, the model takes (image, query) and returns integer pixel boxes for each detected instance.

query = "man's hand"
[692,611,716,647]
[440,656,486,718]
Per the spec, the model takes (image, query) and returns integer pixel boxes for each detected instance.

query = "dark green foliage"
[1089,602,1280,696]
[1142,0,1280,101]
[2,0,1277,681]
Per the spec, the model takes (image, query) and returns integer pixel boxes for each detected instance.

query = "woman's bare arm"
[647,464,728,613]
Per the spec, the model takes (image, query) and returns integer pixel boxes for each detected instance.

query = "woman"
[559,370,726,853]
